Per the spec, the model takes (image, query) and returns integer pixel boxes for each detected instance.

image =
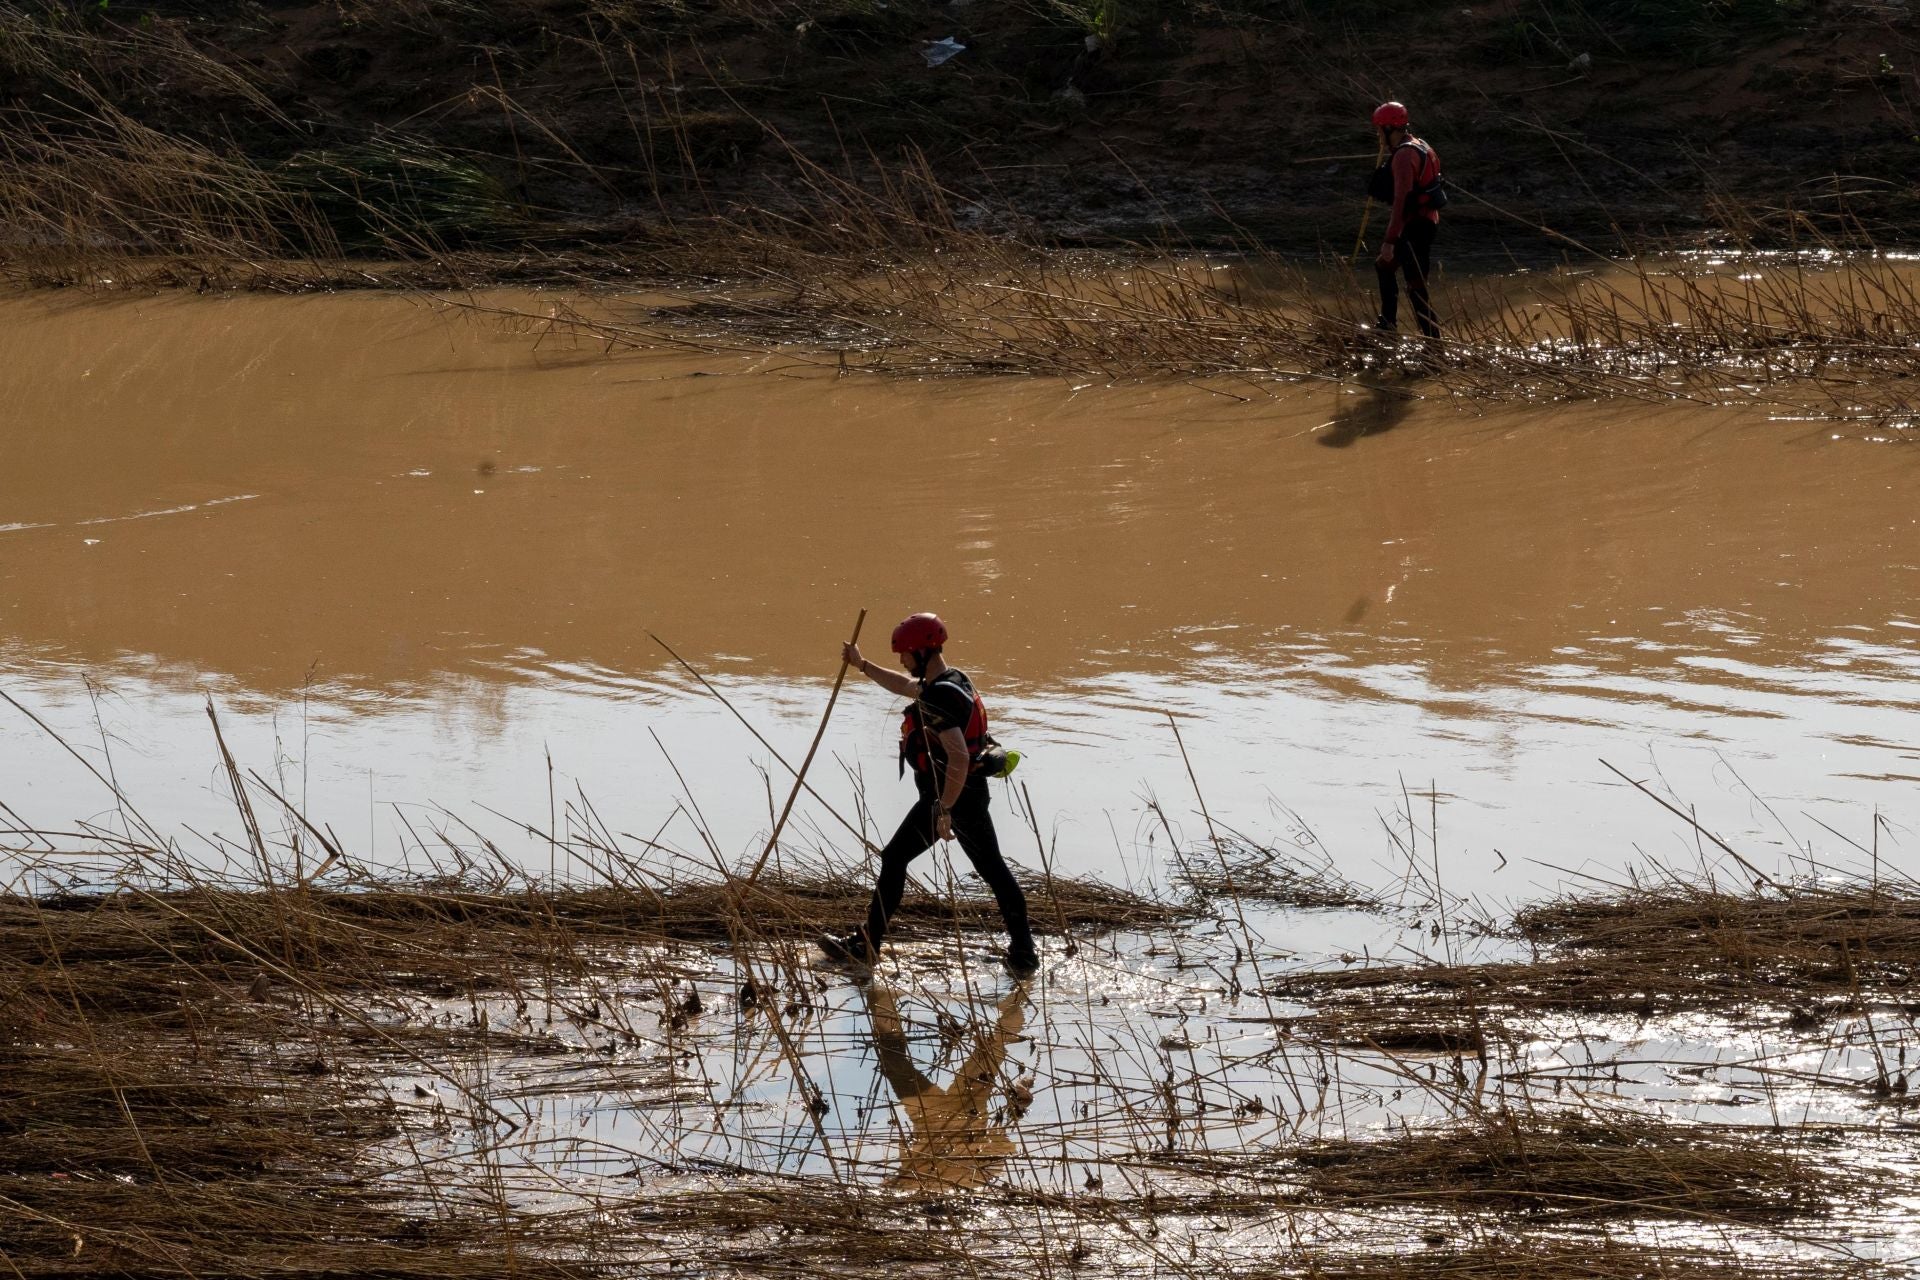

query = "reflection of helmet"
[1372,101,1409,128]
[891,613,948,653]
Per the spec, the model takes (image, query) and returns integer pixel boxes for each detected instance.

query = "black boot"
[817,931,873,966]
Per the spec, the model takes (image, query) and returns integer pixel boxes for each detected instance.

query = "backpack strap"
[1392,139,1441,205]
[1393,139,1434,180]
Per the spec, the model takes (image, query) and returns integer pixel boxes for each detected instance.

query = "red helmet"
[1372,101,1409,128]
[890,612,948,653]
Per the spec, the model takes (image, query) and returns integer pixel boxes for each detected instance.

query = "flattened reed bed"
[1279,1240,1883,1280]
[1274,1011,1491,1056]
[1,873,1187,1001]
[1118,1113,1852,1223]
[508,1178,1882,1278]
[5,1175,599,1278]
[1171,835,1384,911]
[1517,882,1920,989]
[5,872,1904,1278]
[612,1123,1885,1275]
[1271,878,1920,1021]
[0,998,597,1279]
[1287,1113,1837,1223]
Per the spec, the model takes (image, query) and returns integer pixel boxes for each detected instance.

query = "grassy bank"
[9,3,1920,434]
[3,0,1920,284]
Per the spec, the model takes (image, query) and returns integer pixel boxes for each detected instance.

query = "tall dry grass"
[431,139,1920,428]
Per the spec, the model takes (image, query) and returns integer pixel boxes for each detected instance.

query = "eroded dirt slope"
[5,0,1919,258]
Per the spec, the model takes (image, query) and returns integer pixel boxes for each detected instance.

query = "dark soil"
[7,0,1920,270]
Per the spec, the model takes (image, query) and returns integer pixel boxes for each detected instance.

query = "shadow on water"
[866,979,1030,1192]
[1316,380,1420,449]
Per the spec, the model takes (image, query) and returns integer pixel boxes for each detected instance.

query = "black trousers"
[1376,216,1439,337]
[861,776,1032,951]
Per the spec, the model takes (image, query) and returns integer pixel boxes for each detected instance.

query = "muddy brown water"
[2,290,1916,896]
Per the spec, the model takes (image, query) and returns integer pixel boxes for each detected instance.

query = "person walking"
[820,612,1039,976]
[1368,100,1444,338]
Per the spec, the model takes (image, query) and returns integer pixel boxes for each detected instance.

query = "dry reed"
[3,700,1910,1278]
[426,147,1920,436]
[2,873,1186,1002]
[1287,1112,1838,1222]
[1283,1240,1882,1280]
[1171,833,1383,910]
[6,849,1906,1277]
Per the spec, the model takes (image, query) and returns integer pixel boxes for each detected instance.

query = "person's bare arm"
[844,641,919,697]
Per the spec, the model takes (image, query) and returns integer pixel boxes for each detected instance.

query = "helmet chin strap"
[909,650,933,679]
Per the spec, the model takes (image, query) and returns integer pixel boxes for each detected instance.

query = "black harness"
[1366,138,1447,212]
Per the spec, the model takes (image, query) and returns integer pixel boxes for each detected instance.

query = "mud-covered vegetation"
[5,862,1911,1277]
[1275,877,1920,1014]
[10,1,1920,434]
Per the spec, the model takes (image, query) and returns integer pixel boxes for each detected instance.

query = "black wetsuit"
[860,670,1033,953]
[1377,216,1439,337]
[1375,136,1442,338]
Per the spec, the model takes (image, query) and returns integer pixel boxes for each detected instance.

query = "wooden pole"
[649,631,878,853]
[1351,134,1387,264]
[743,609,867,887]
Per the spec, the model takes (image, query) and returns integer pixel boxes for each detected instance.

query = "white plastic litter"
[922,37,966,67]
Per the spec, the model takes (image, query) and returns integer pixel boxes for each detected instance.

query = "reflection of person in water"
[867,982,1029,1191]
[1317,381,1417,449]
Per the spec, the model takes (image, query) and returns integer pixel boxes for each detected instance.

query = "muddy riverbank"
[7,856,1917,1277]
[5,250,1920,1273]
[6,1,1920,286]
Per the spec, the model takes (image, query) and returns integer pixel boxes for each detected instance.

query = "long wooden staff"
[1351,134,1387,264]
[742,609,866,887]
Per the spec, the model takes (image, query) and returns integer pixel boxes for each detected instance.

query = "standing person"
[1369,100,1444,339]
[819,612,1039,976]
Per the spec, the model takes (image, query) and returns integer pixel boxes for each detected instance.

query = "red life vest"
[899,669,989,776]
[1368,138,1444,212]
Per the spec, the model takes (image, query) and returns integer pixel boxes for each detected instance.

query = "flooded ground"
[14,868,1918,1277]
[3,288,1916,901]
[7,278,1920,1276]
[379,921,1920,1263]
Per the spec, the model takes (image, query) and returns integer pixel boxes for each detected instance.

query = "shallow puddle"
[363,916,1920,1270]
[1,289,1917,900]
